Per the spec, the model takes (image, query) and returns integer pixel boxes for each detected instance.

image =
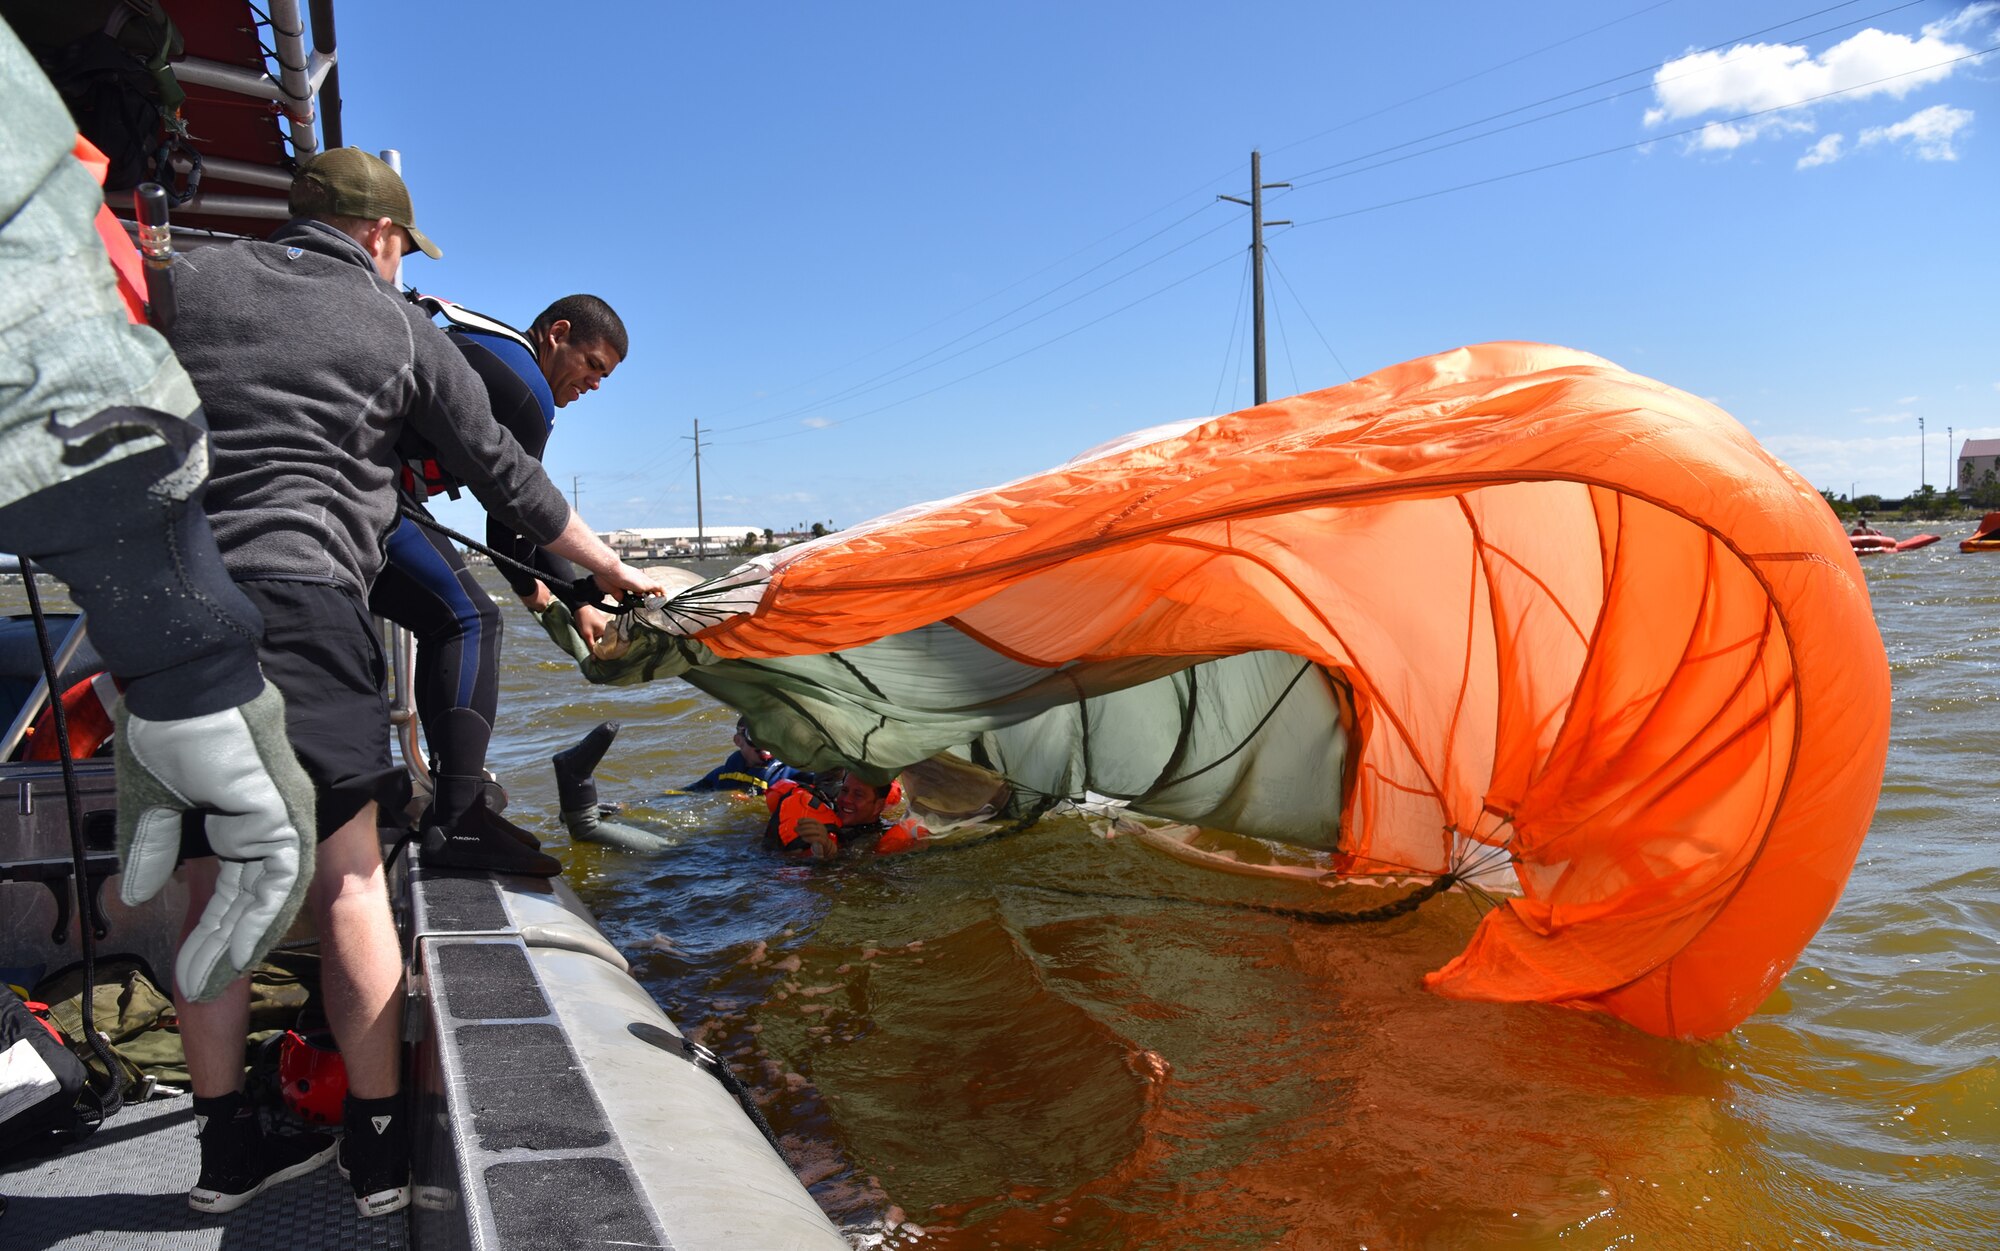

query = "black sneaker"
[338,1094,412,1218]
[188,1092,337,1214]
[420,796,563,877]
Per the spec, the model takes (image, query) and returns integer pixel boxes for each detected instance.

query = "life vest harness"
[764,779,926,855]
[397,292,538,503]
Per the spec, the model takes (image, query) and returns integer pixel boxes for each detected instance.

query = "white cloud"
[800,416,834,429]
[1858,104,1975,159]
[1644,8,1983,150]
[1760,424,2000,494]
[1861,411,1914,426]
[1797,133,1846,168]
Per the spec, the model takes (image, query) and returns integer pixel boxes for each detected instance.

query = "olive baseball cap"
[289,147,442,259]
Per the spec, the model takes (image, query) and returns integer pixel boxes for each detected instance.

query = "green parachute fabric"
[549,342,1890,1041]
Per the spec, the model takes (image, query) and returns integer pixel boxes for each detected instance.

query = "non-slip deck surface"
[0,1094,408,1250]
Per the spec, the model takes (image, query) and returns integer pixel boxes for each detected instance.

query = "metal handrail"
[0,610,90,761]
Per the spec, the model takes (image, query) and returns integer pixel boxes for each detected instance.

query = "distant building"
[600,525,784,558]
[1959,439,2000,493]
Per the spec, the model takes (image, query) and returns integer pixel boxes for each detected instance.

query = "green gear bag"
[33,949,323,1090]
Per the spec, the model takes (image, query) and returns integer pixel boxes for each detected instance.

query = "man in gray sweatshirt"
[161,146,662,1219]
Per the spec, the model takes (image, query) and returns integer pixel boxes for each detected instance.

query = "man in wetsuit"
[685,716,808,794]
[370,292,628,875]
[764,771,927,858]
[163,146,661,1218]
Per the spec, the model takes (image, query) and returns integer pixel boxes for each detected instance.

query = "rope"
[21,571,126,1120]
[394,503,636,616]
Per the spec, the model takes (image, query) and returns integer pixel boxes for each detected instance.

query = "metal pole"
[0,612,91,761]
[1219,151,1291,408]
[1251,151,1266,406]
[1920,415,1926,493]
[692,420,705,550]
[1948,427,1954,492]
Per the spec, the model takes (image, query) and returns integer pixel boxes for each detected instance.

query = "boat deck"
[0,1093,408,1250]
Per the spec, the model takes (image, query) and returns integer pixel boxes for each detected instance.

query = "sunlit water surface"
[17,532,1997,1248]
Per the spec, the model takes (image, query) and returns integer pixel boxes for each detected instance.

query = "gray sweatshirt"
[166,220,570,592]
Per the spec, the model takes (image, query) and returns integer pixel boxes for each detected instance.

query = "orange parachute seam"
[1521,487,1624,803]
[1535,600,1786,869]
[1358,764,1441,801]
[1444,496,1485,822]
[1087,529,1457,818]
[1472,538,1594,648]
[745,467,1784,605]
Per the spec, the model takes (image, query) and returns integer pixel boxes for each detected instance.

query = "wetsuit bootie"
[553,722,674,852]
[420,794,563,877]
[427,771,541,850]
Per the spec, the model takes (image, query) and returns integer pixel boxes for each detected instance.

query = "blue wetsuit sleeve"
[684,751,749,792]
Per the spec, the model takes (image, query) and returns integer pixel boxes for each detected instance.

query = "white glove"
[112,682,316,1002]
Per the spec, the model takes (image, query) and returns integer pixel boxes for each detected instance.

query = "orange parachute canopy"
[648,342,1888,1040]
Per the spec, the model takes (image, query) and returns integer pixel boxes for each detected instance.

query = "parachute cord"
[953,870,1459,925]
[1244,873,1457,925]
[393,502,635,608]
[1144,659,1317,791]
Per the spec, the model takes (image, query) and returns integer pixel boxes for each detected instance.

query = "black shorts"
[181,579,406,855]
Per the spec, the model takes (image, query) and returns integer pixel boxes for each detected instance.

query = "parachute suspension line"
[1134,663,1202,803]
[1149,659,1318,791]
[1210,250,1252,415]
[644,575,774,635]
[819,652,896,761]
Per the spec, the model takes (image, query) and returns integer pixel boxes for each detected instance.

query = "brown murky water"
[9,528,1995,1248]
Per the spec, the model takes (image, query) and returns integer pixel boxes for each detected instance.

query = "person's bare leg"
[171,857,253,1097]
[177,856,338,1214]
[309,800,402,1099]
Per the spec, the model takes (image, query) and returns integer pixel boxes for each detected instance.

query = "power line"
[1268,260,1301,400]
[1268,0,1689,160]
[1284,0,1929,194]
[683,3,1870,455]
[1211,250,1252,415]
[1284,44,1998,230]
[1264,247,1353,384]
[699,168,1252,429]
[714,247,1247,445]
[711,211,1244,437]
[712,200,1222,435]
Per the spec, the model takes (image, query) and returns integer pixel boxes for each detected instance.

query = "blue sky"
[322,1,1998,535]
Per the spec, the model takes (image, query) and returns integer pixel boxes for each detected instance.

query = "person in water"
[684,717,808,793]
[162,147,661,1219]
[369,292,628,877]
[765,770,928,858]
[1851,516,1884,536]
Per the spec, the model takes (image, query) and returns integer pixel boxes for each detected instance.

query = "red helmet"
[277,1030,348,1126]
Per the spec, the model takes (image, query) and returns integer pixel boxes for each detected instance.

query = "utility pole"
[571,474,581,513]
[683,419,708,551]
[1919,415,1926,492]
[1948,426,1954,492]
[1218,150,1290,406]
